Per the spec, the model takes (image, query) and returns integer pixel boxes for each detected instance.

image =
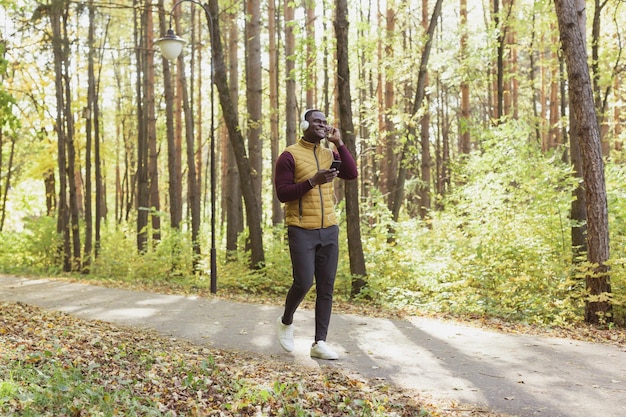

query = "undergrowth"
[1,120,625,328]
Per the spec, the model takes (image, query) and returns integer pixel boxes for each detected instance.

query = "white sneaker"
[276,316,294,352]
[310,340,338,360]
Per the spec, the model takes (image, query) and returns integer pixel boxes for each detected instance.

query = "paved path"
[1,275,625,416]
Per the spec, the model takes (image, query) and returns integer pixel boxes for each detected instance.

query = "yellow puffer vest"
[285,139,337,229]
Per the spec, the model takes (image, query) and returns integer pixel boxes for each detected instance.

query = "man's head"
[301,109,328,143]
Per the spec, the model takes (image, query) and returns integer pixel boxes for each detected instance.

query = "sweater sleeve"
[334,145,358,180]
[274,151,314,203]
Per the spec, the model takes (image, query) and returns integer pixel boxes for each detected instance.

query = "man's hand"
[326,127,344,148]
[309,169,338,187]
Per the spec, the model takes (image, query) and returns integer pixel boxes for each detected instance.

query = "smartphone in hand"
[330,160,341,171]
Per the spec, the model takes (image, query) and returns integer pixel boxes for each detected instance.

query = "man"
[274,109,358,360]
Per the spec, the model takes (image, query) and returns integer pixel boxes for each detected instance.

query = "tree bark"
[145,0,160,243]
[284,0,297,146]
[84,0,95,270]
[50,2,79,271]
[459,0,470,154]
[418,0,431,218]
[554,0,611,324]
[336,0,367,295]
[173,12,201,260]
[305,0,316,108]
[383,3,397,211]
[135,0,149,253]
[245,0,263,249]
[158,0,182,229]
[268,0,283,225]
[224,6,243,253]
[208,0,265,268]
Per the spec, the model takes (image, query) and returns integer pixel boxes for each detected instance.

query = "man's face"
[303,111,328,143]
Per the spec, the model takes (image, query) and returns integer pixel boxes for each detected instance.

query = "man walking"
[274,109,358,360]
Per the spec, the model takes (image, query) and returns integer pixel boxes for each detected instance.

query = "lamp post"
[156,0,217,294]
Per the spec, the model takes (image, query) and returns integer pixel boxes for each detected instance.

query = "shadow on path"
[1,275,625,417]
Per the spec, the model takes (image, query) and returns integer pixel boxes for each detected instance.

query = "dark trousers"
[282,225,339,342]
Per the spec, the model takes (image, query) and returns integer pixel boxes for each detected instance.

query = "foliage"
[3,118,626,329]
[356,120,594,327]
[0,0,625,333]
[90,224,195,284]
[3,118,626,328]
[0,215,60,274]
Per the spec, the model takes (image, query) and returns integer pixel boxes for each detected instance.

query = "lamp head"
[155,29,186,61]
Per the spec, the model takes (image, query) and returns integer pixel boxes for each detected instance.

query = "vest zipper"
[314,144,325,228]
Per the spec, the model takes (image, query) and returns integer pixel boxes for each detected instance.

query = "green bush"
[358,120,587,326]
[0,215,60,274]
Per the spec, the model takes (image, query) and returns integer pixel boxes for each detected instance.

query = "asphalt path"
[1,275,625,416]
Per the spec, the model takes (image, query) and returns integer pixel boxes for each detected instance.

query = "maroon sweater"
[275,143,358,203]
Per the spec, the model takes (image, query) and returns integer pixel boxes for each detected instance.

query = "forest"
[0,0,625,330]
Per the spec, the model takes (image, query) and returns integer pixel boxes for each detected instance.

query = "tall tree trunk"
[84,0,95,270]
[356,1,373,204]
[554,0,611,324]
[459,0,470,154]
[0,134,15,232]
[51,7,71,269]
[591,0,609,155]
[494,0,503,119]
[391,0,443,222]
[269,0,283,226]
[493,0,513,122]
[336,0,367,295]
[50,3,80,271]
[418,0,431,218]
[284,0,297,146]
[84,0,107,265]
[135,0,149,253]
[158,0,182,229]
[548,62,560,149]
[529,14,541,143]
[383,3,397,211]
[208,0,265,268]
[173,12,201,261]
[375,4,384,194]
[245,0,263,251]
[305,0,316,108]
[224,6,243,253]
[94,20,107,257]
[145,0,160,243]
[567,3,586,262]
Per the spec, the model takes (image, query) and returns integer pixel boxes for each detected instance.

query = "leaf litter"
[0,301,509,416]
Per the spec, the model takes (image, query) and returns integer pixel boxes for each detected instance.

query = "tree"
[269,0,283,226]
[459,0,470,154]
[418,0,432,218]
[391,0,443,222]
[158,0,183,230]
[335,0,367,295]
[284,0,297,147]
[83,0,95,269]
[48,0,81,271]
[0,40,19,232]
[135,0,149,253]
[554,0,611,324]
[208,0,265,268]
[224,5,243,253]
[172,5,201,262]
[245,0,263,249]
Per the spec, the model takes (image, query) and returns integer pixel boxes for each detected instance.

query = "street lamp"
[156,0,217,294]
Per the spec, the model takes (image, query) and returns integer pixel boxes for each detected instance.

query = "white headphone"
[300,109,319,131]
